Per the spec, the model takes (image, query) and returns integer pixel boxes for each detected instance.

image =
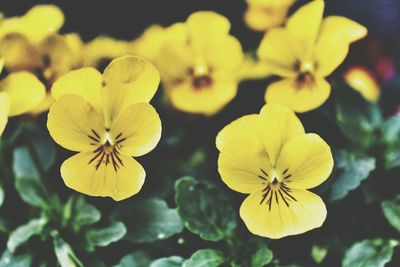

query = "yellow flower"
[245,0,295,31]
[257,0,367,112]
[344,66,380,102]
[82,36,129,69]
[47,56,161,201]
[156,11,244,115]
[216,104,333,239]
[0,72,46,136]
[0,6,83,113]
[128,25,167,62]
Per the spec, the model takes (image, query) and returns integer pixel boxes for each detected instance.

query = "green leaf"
[311,245,327,264]
[381,194,400,233]
[381,115,400,144]
[113,251,151,267]
[0,250,32,267]
[27,127,56,172]
[183,249,225,267]
[329,150,376,202]
[85,221,126,251]
[70,196,101,232]
[150,256,185,267]
[251,245,273,267]
[342,239,396,267]
[13,147,49,209]
[334,86,382,149]
[113,198,183,243]
[7,217,48,253]
[383,143,400,170]
[175,177,236,241]
[52,231,83,267]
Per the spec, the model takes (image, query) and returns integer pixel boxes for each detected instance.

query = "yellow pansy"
[0,72,46,136]
[217,104,333,239]
[257,0,367,112]
[47,56,161,201]
[344,66,380,102]
[156,11,244,115]
[245,0,295,31]
[128,25,167,62]
[82,36,129,69]
[0,6,83,113]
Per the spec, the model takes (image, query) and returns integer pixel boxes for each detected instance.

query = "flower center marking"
[87,130,126,172]
[188,66,213,90]
[258,168,297,210]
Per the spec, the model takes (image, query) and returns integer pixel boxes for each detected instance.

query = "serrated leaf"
[342,239,395,267]
[52,231,83,267]
[381,194,400,233]
[113,251,151,267]
[334,86,382,149]
[251,245,273,267]
[150,256,185,267]
[13,147,49,209]
[175,177,236,241]
[183,249,224,267]
[113,198,183,243]
[329,150,375,202]
[85,221,126,251]
[7,217,47,253]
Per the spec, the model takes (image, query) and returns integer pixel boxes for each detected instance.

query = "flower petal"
[240,187,327,239]
[286,0,324,55]
[320,16,367,44]
[265,77,331,113]
[257,28,301,77]
[0,93,9,136]
[276,133,333,189]
[102,56,160,125]
[218,139,273,194]
[0,72,46,116]
[51,67,103,110]
[61,151,145,201]
[83,36,129,68]
[47,95,105,152]
[110,103,161,157]
[216,114,259,151]
[259,104,304,165]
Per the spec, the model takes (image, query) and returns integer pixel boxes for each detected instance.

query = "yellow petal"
[47,95,105,152]
[286,0,324,55]
[216,114,259,151]
[167,77,238,115]
[257,28,300,77]
[61,151,145,201]
[83,36,129,68]
[314,32,349,77]
[128,25,166,62]
[0,93,9,136]
[102,56,160,125]
[30,94,55,115]
[0,72,46,116]
[218,139,273,194]
[259,104,304,165]
[276,133,333,189]
[244,5,289,31]
[240,187,327,239]
[0,34,43,72]
[110,103,161,157]
[344,66,380,102]
[265,77,331,113]
[320,16,367,44]
[51,67,103,110]
[0,5,64,44]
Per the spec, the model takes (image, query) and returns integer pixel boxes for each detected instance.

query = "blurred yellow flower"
[217,104,333,239]
[128,25,167,62]
[245,0,295,31]
[156,11,244,115]
[344,66,380,102]
[47,56,161,201]
[257,0,367,112]
[0,5,83,113]
[0,72,46,136]
[82,36,129,69]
